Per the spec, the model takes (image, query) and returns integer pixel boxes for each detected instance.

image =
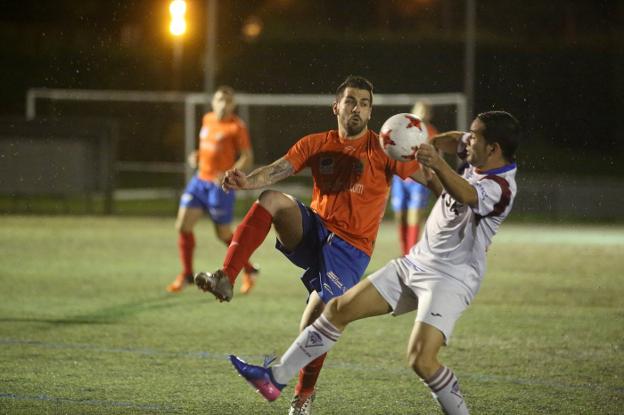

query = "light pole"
[204,0,217,111]
[169,0,187,90]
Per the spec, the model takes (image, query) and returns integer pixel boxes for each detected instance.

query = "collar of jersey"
[476,162,517,175]
[336,129,370,144]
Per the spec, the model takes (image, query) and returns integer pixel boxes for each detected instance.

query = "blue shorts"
[180,175,235,224]
[276,201,371,304]
[390,175,430,211]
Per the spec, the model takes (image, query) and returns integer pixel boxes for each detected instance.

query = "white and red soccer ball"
[379,113,429,161]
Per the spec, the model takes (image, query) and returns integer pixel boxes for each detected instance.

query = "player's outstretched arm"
[431,131,464,155]
[410,166,443,197]
[233,148,254,172]
[222,156,294,191]
[417,143,478,207]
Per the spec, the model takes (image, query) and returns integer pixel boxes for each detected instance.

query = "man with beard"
[195,75,421,414]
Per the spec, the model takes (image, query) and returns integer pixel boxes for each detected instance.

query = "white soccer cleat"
[289,391,315,415]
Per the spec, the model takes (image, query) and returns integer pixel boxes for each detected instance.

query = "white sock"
[424,366,469,415]
[271,314,341,385]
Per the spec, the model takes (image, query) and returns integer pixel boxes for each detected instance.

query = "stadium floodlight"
[169,0,187,36]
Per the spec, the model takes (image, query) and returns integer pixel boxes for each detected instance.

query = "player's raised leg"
[167,206,202,292]
[407,322,469,415]
[195,190,303,301]
[229,278,391,401]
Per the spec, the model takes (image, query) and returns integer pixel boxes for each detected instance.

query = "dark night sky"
[1,0,622,174]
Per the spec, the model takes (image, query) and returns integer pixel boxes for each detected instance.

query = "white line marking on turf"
[3,337,623,395]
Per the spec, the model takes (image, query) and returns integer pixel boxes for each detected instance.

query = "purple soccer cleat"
[229,354,285,402]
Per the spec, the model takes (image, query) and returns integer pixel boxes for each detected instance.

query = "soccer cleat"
[194,269,233,302]
[229,355,285,402]
[166,273,193,293]
[240,265,260,295]
[289,391,316,415]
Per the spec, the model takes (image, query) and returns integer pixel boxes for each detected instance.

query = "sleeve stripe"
[482,175,511,217]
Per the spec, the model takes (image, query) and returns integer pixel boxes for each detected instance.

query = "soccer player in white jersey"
[229,111,520,415]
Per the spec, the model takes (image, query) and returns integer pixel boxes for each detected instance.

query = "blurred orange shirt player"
[197,112,251,182]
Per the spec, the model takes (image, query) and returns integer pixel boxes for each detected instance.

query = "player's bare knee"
[324,297,351,329]
[257,190,285,215]
[407,351,437,380]
[176,221,191,233]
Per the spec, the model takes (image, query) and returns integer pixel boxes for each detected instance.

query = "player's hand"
[222,168,247,191]
[187,151,198,169]
[416,143,442,170]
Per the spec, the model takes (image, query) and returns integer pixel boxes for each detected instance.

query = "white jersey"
[407,162,517,299]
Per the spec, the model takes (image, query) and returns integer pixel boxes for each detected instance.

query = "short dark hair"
[477,111,520,163]
[335,75,374,104]
[215,85,235,96]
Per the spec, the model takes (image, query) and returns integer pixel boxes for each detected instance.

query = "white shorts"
[368,257,471,344]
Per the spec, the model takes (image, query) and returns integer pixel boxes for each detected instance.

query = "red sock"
[294,353,327,396]
[398,223,409,255]
[224,235,257,274]
[222,203,272,284]
[178,231,195,276]
[406,224,420,252]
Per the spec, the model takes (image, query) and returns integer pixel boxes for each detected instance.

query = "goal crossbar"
[26,88,467,181]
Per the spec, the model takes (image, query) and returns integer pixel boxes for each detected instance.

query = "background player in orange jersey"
[390,100,439,255]
[166,86,260,294]
[194,75,421,414]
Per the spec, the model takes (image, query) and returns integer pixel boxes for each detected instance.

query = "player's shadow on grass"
[0,294,207,326]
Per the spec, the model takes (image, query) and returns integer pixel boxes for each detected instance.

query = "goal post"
[25,87,467,189]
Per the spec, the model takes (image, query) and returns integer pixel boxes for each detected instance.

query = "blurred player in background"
[166,86,260,294]
[229,111,520,415]
[391,100,439,255]
[195,75,421,414]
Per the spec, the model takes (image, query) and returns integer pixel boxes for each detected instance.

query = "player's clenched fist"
[416,143,441,169]
[222,168,247,191]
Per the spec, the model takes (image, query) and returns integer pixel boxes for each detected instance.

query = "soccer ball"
[379,113,429,161]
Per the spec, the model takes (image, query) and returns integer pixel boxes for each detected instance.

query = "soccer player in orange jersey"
[166,86,260,294]
[230,111,520,415]
[194,76,421,413]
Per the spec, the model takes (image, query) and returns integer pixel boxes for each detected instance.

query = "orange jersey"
[197,113,251,181]
[285,130,420,255]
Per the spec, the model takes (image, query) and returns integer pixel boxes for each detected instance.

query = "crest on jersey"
[353,159,364,175]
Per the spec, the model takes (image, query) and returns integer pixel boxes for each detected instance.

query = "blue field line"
[3,337,623,396]
[0,392,176,412]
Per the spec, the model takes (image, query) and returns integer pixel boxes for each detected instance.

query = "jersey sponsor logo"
[430,312,443,317]
[349,183,364,194]
[200,141,216,151]
[319,156,334,174]
[199,126,209,139]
